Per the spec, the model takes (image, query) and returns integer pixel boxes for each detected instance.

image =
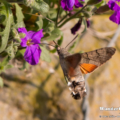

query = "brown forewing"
[58,47,116,99]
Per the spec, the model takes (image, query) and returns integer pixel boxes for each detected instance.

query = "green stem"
[57,13,68,25]
[56,0,61,27]
[58,4,87,28]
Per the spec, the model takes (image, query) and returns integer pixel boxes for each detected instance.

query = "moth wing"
[64,54,86,99]
[65,54,97,74]
[80,63,97,74]
[65,47,116,74]
[65,53,81,68]
[80,47,116,74]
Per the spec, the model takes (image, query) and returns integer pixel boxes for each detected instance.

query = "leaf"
[57,36,63,46]
[5,41,15,59]
[50,48,56,53]
[87,0,103,5]
[19,49,26,56]
[0,77,3,88]
[0,56,11,74]
[35,0,49,14]
[42,28,63,41]
[95,0,106,8]
[44,22,55,35]
[40,46,51,62]
[24,0,49,14]
[0,0,13,53]
[15,3,25,28]
[15,49,25,59]
[36,16,43,30]
[47,8,57,19]
[0,56,9,66]
[0,15,6,23]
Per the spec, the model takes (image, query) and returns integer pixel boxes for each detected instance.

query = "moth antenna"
[65,34,79,49]
[40,43,56,48]
[53,40,60,47]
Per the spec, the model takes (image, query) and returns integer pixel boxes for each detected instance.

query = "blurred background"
[0,13,120,120]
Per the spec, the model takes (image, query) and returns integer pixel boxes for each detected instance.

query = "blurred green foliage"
[0,0,111,85]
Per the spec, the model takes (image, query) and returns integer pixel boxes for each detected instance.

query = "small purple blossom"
[61,0,84,11]
[18,28,43,65]
[108,0,120,24]
[86,19,90,28]
[71,19,82,34]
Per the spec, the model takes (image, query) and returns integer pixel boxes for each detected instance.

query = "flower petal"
[20,37,27,47]
[61,0,74,11]
[18,27,28,47]
[71,20,81,34]
[108,0,120,11]
[66,0,75,8]
[109,11,120,24]
[74,0,83,8]
[114,0,120,1]
[27,31,36,40]
[18,27,28,36]
[24,45,42,65]
[31,29,44,44]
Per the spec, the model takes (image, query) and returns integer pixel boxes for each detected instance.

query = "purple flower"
[18,28,43,65]
[108,0,120,24]
[61,0,84,11]
[86,19,90,28]
[71,19,82,34]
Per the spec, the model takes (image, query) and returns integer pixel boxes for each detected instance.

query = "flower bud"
[11,28,21,43]
[94,4,110,14]
[11,28,18,36]
[19,33,26,38]
[87,0,102,5]
[71,19,82,35]
[83,11,92,18]
[85,7,92,12]
[13,46,18,52]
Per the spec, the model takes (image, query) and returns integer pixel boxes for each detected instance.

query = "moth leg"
[64,75,68,83]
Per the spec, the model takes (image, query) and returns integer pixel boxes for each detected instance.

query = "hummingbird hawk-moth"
[55,42,116,100]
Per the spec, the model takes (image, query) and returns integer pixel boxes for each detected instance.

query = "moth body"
[57,47,116,99]
[57,48,70,78]
[56,47,116,100]
[57,48,87,99]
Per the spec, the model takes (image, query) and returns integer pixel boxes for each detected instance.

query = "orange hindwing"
[80,63,97,74]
